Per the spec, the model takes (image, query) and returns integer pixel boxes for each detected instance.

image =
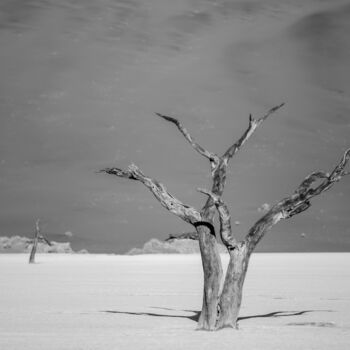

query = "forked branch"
[156,105,285,177]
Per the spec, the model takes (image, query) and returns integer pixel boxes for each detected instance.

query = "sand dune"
[0,0,349,253]
[0,253,349,349]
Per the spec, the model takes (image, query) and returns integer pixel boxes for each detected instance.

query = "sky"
[0,0,349,253]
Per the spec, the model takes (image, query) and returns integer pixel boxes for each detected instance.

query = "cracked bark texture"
[101,104,349,331]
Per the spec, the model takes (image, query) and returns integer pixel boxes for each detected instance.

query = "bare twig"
[155,112,218,163]
[165,232,199,241]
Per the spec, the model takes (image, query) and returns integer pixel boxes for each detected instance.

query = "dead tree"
[28,219,52,264]
[100,105,349,330]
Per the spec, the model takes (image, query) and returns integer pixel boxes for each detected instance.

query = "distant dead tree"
[100,105,349,330]
[28,219,52,264]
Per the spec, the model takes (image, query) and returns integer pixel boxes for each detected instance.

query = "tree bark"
[216,244,249,329]
[195,223,223,330]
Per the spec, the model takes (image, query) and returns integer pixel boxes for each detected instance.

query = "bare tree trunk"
[195,182,224,330]
[216,245,250,329]
[198,188,248,330]
[196,224,223,330]
[29,219,40,264]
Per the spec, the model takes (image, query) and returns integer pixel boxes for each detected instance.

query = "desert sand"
[0,253,349,349]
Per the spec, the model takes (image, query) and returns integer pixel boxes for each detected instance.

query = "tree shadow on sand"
[101,308,333,323]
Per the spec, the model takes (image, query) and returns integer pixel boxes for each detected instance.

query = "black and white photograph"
[0,0,349,348]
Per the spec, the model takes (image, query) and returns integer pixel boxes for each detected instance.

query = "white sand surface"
[0,253,349,349]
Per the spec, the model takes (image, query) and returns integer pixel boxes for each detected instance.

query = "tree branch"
[165,231,199,241]
[193,221,216,237]
[245,148,350,252]
[155,112,218,164]
[101,163,201,224]
[222,103,285,162]
[38,235,52,246]
[295,171,329,196]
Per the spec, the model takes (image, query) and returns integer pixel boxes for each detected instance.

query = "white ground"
[0,253,349,349]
